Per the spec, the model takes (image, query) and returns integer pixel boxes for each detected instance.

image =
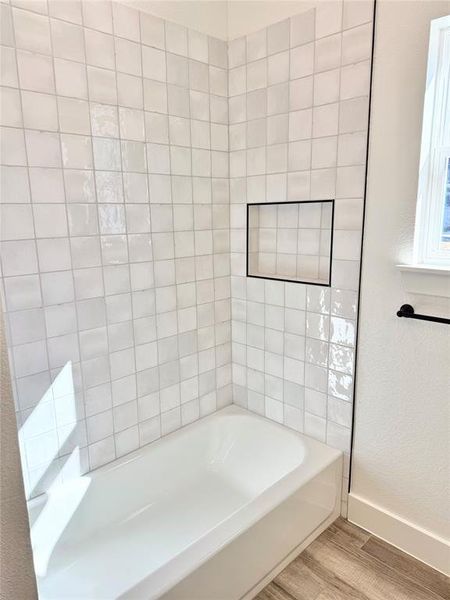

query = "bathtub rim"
[28,404,341,513]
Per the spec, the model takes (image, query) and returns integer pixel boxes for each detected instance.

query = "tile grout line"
[78,0,115,469]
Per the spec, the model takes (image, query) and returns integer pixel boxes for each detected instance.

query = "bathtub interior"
[29,408,337,597]
[34,470,253,599]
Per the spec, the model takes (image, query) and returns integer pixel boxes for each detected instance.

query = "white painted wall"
[1,311,37,599]
[227,0,316,39]
[350,0,450,574]
[124,0,329,39]
[125,0,229,39]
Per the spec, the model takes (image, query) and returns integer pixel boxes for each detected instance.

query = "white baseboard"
[348,492,450,577]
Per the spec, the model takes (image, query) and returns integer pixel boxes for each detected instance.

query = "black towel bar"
[396,304,450,325]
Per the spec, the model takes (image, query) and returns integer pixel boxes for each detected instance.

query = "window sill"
[397,264,450,298]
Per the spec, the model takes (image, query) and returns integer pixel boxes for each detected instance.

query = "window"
[442,158,450,248]
[414,15,450,267]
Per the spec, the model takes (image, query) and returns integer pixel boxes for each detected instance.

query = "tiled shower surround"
[229,2,373,513]
[0,0,231,499]
[0,0,373,510]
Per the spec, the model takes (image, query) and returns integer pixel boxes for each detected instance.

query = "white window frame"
[414,15,450,267]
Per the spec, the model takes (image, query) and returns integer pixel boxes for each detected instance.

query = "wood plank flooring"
[256,518,450,600]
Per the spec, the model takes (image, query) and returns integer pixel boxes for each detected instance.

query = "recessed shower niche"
[247,200,335,286]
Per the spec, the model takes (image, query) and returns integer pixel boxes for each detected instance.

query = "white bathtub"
[29,406,342,600]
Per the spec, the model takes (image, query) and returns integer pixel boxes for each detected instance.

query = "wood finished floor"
[256,518,450,600]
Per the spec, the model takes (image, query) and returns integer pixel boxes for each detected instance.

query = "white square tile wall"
[228,1,373,515]
[1,0,374,515]
[0,0,231,499]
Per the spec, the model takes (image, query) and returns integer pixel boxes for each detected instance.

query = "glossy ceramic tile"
[1,0,231,500]
[229,1,374,518]
[1,0,372,515]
